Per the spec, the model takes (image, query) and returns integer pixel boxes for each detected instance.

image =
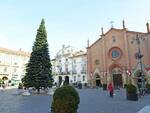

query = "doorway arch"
[94,73,102,87]
[2,76,8,81]
[64,76,69,85]
[110,65,123,89]
[58,76,62,86]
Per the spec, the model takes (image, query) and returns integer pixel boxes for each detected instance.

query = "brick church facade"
[87,21,150,88]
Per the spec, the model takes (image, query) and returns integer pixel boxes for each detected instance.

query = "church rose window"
[109,47,122,60]
[111,50,120,58]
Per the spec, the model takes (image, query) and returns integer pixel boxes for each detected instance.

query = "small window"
[23,57,27,61]
[13,74,18,77]
[4,67,7,72]
[21,75,25,79]
[83,76,85,81]
[112,36,116,42]
[95,60,99,65]
[74,76,76,82]
[14,68,17,73]
[23,69,26,73]
[14,62,17,65]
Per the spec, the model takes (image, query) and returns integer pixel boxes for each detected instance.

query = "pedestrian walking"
[108,83,114,98]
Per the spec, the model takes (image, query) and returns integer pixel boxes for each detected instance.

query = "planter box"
[127,93,138,101]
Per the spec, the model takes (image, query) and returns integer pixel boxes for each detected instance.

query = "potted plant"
[146,84,150,94]
[51,85,80,113]
[126,84,138,101]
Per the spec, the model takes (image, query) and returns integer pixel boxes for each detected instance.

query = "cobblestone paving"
[0,88,150,113]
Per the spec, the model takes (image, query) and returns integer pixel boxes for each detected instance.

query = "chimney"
[122,20,125,29]
[146,22,150,33]
[101,27,104,35]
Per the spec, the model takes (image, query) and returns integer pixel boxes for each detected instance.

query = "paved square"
[78,88,150,113]
[0,88,150,113]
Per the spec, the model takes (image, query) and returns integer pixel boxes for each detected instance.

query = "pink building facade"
[87,21,150,88]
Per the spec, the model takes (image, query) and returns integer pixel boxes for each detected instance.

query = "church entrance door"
[113,74,123,89]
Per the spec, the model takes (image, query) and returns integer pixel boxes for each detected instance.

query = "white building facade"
[52,45,87,86]
[0,47,30,86]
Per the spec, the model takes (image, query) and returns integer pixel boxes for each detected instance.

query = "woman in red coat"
[108,83,114,97]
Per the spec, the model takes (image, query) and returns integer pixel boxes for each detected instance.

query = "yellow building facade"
[0,47,30,85]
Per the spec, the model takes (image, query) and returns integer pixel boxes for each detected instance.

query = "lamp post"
[134,34,145,95]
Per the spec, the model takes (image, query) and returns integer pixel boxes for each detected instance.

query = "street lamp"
[133,34,145,95]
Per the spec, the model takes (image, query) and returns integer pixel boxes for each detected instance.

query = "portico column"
[103,72,107,84]
[107,72,112,84]
[122,69,127,86]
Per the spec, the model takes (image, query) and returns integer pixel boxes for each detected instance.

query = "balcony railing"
[57,71,71,75]
[72,71,77,74]
[81,70,86,74]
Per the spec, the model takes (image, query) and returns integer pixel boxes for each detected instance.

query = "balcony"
[72,71,77,74]
[58,71,70,75]
[81,70,86,74]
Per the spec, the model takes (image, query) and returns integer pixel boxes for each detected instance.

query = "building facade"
[0,47,30,86]
[52,45,87,86]
[87,21,150,88]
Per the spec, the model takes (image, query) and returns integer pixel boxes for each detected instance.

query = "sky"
[0,0,150,58]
